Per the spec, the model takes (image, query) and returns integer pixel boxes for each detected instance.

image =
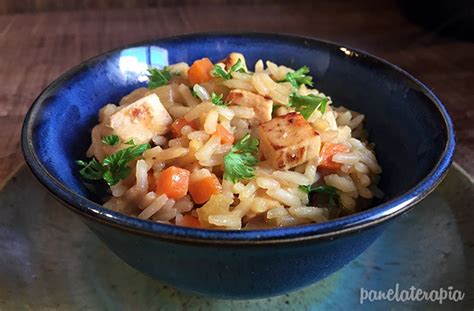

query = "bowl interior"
[23,33,453,237]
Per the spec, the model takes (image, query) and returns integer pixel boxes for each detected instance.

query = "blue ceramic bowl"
[21,33,455,299]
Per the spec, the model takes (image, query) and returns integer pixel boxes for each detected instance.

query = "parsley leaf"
[211,59,246,80]
[101,143,151,186]
[299,184,312,194]
[223,134,259,183]
[124,138,135,145]
[289,93,329,119]
[229,59,246,74]
[101,134,120,146]
[280,66,313,89]
[147,67,172,89]
[76,158,105,181]
[77,140,150,187]
[299,185,340,207]
[211,65,231,79]
[211,92,225,106]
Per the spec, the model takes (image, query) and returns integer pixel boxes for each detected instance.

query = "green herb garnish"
[101,134,120,146]
[229,59,246,74]
[77,139,150,186]
[211,65,231,79]
[211,92,225,106]
[289,93,329,119]
[101,142,150,186]
[223,134,259,183]
[76,158,105,181]
[299,185,340,207]
[124,138,135,145]
[280,66,313,89]
[211,59,246,80]
[147,67,172,89]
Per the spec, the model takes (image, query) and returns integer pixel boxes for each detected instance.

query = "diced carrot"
[178,215,202,228]
[155,166,190,199]
[187,58,214,84]
[214,124,234,145]
[318,143,351,174]
[189,174,222,204]
[147,171,156,192]
[171,117,197,137]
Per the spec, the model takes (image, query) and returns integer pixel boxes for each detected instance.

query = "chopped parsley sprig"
[211,59,246,80]
[223,134,259,183]
[280,66,313,89]
[289,93,329,119]
[77,138,150,186]
[147,67,173,89]
[299,185,340,207]
[101,134,120,146]
[210,92,225,106]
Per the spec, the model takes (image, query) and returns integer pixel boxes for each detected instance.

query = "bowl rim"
[21,32,456,245]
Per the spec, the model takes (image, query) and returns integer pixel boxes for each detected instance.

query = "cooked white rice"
[83,53,383,230]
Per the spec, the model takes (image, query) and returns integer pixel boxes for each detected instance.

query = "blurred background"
[0,0,472,182]
[0,0,473,39]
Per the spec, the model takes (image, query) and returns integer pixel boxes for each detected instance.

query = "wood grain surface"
[0,0,472,183]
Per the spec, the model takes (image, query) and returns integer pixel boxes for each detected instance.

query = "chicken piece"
[259,112,321,170]
[226,89,273,123]
[109,93,172,144]
[220,52,248,72]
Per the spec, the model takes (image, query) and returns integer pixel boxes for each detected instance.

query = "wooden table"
[0,1,472,183]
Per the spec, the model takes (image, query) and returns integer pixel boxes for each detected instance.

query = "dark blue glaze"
[21,33,455,298]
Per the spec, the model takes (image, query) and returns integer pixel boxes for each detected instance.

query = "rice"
[266,187,302,207]
[288,206,328,222]
[339,193,356,210]
[144,146,189,162]
[151,198,177,221]
[168,62,190,76]
[208,215,242,229]
[254,60,264,72]
[332,152,360,165]
[349,114,365,129]
[168,105,191,119]
[178,83,200,107]
[138,194,168,219]
[324,174,357,192]
[230,106,256,119]
[175,195,194,213]
[190,168,212,183]
[204,109,219,134]
[187,130,210,141]
[194,135,221,162]
[256,177,280,189]
[167,136,187,148]
[184,101,214,121]
[82,52,383,230]
[272,171,310,186]
[238,181,258,199]
[217,106,235,120]
[223,79,255,91]
[152,135,168,146]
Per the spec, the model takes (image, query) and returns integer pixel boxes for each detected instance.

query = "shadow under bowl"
[21,33,455,299]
